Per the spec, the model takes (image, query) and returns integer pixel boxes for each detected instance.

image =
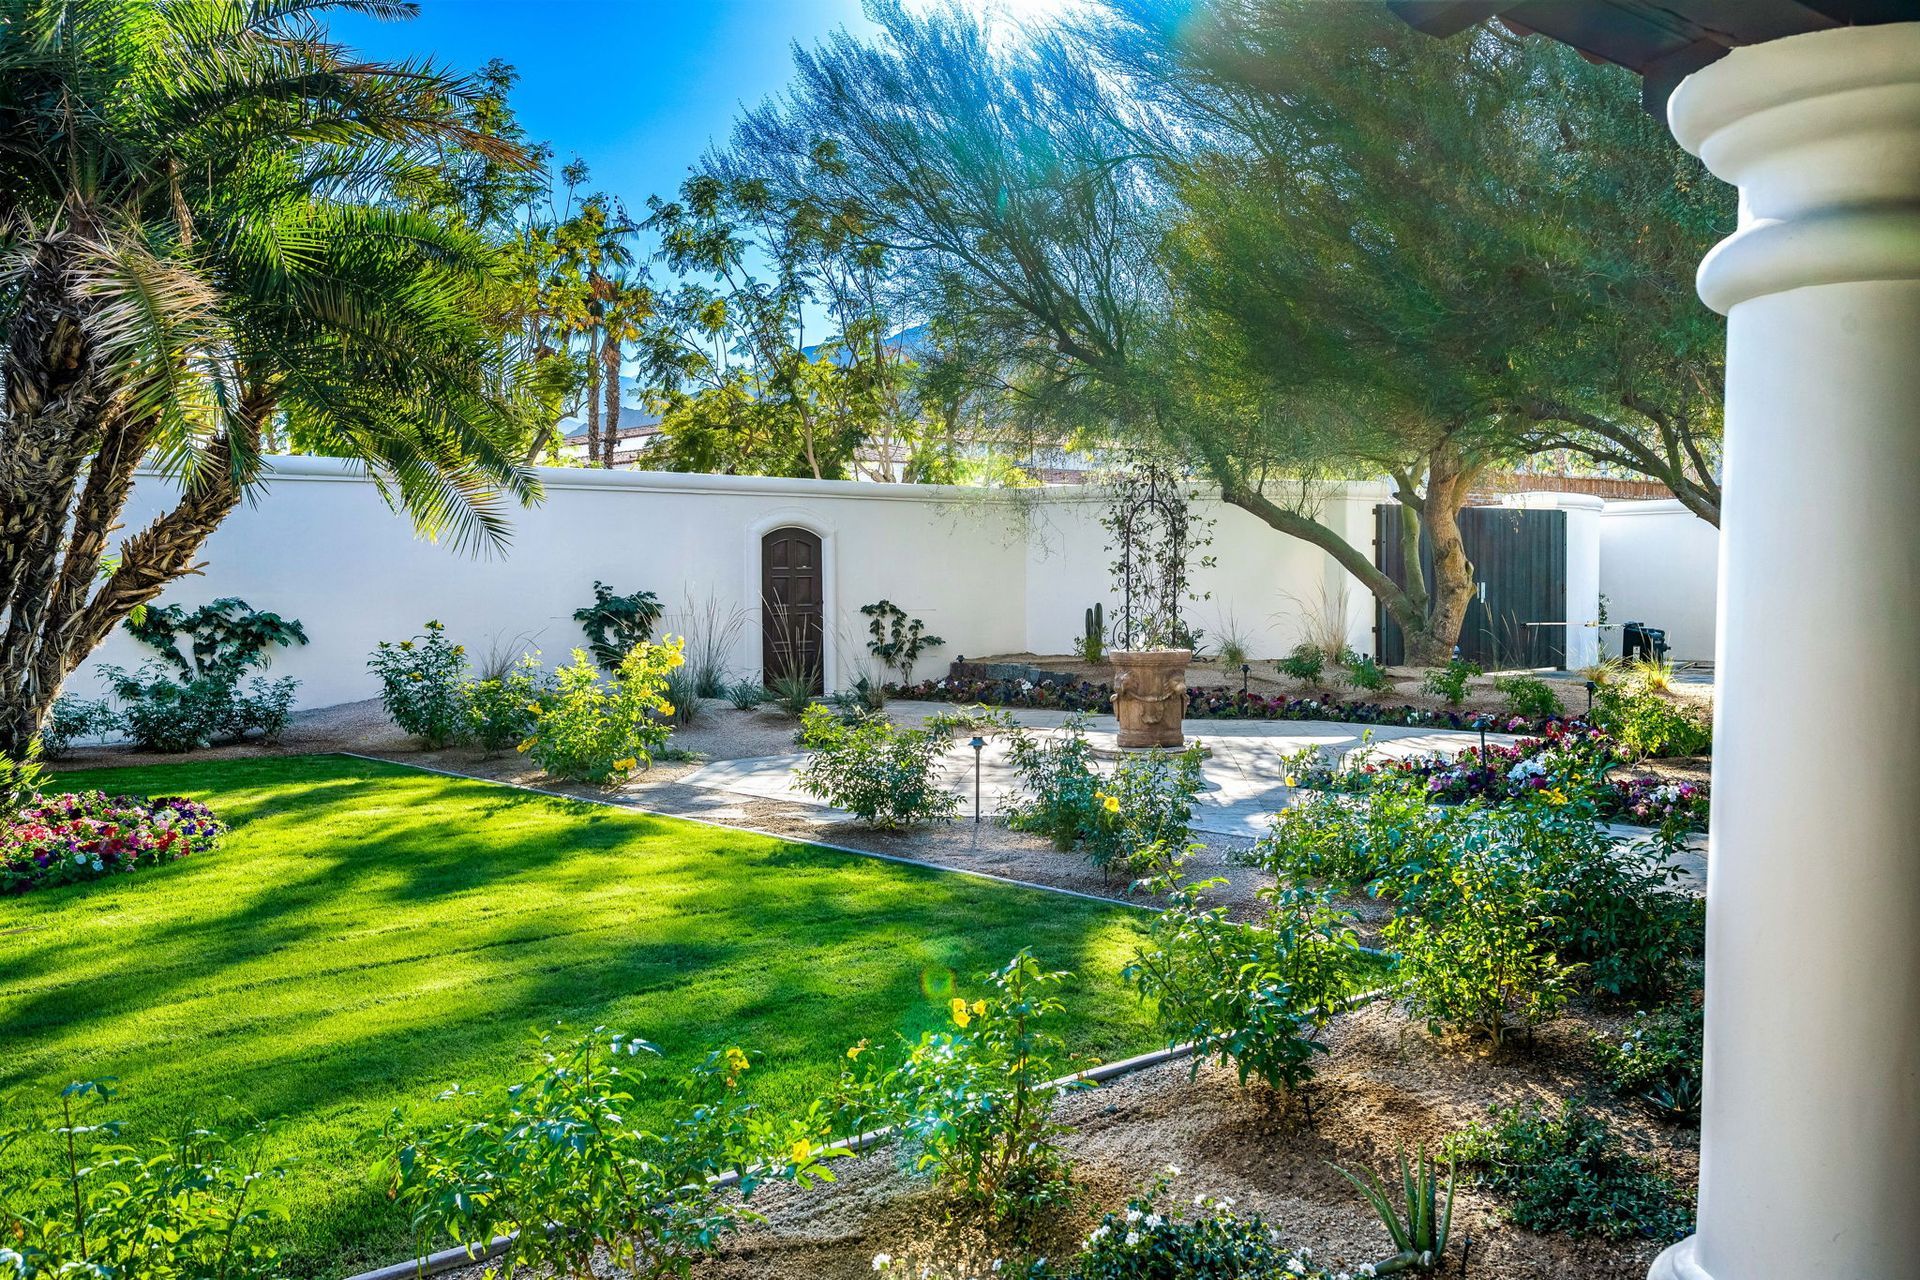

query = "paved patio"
[673,701,1708,884]
[677,700,1524,841]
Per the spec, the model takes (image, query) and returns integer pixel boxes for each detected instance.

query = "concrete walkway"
[678,701,1523,842]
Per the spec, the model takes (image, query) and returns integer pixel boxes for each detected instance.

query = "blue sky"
[333,0,883,220]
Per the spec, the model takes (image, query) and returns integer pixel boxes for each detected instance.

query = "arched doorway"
[761,526,824,692]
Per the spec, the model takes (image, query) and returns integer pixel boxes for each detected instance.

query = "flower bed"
[1299,725,1709,834]
[2,791,225,894]
[889,676,1581,736]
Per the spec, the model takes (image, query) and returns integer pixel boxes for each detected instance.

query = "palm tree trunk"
[600,338,620,469]
[585,332,603,467]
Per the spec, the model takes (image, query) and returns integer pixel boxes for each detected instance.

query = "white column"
[1655,24,1920,1280]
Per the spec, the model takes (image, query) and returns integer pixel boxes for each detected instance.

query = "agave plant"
[0,0,542,755]
[1330,1144,1455,1273]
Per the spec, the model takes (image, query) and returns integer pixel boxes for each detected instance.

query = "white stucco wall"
[70,457,1033,708]
[60,458,1680,712]
[1016,484,1385,662]
[1598,499,1720,662]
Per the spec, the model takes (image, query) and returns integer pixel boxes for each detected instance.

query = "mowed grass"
[0,755,1166,1277]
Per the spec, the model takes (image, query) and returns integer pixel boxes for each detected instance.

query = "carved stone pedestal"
[1110,649,1190,748]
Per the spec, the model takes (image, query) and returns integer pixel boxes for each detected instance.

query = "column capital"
[1668,23,1920,314]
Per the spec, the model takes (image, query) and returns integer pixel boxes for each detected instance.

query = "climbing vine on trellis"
[1100,457,1214,651]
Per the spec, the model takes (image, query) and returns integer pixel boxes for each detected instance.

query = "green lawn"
[1,755,1169,1278]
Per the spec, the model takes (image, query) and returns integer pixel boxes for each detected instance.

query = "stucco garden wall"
[1598,499,1720,662]
[67,457,1663,711]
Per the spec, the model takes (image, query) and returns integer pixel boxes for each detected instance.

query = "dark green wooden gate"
[1373,505,1568,668]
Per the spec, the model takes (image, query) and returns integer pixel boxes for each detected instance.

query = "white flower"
[871,1254,892,1271]
[1125,1209,1142,1223]
[1124,1232,1140,1247]
[1287,1259,1307,1275]
[1144,1213,1163,1229]
[1088,1225,1109,1243]
[1166,1163,1183,1175]
[1359,1265,1378,1278]
[1508,758,1548,782]
[1194,1193,1207,1206]
[1219,1196,1236,1209]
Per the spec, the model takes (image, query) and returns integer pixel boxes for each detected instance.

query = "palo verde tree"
[739,1,1726,660]
[0,0,542,755]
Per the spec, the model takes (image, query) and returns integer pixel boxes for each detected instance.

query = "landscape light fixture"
[969,735,986,823]
[1241,662,1250,693]
[1585,679,1597,714]
[1477,716,1489,765]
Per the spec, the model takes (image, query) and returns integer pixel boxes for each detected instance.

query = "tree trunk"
[584,334,602,467]
[0,378,266,758]
[1403,447,1478,666]
[600,339,620,469]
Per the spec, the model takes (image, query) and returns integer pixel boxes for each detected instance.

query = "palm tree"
[0,0,543,754]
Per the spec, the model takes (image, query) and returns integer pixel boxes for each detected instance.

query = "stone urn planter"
[1110,649,1191,748]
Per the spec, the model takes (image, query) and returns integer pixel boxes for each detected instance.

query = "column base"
[1650,1236,1711,1280]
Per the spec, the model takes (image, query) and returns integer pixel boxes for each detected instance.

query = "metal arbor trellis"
[1104,458,1203,650]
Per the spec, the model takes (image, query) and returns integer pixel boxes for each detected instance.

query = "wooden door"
[761,527,824,691]
[1372,505,1568,668]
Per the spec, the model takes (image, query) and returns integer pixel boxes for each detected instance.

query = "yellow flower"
[613,757,638,772]
[724,1046,750,1074]
[971,999,987,1017]
[847,1039,868,1061]
[1285,775,1298,788]
[950,997,972,1028]
[452,645,466,656]
[1098,791,1120,814]
[789,1137,813,1163]
[515,738,532,753]
[1544,787,1569,806]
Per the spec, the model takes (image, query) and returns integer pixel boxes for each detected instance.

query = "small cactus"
[1078,603,1106,662]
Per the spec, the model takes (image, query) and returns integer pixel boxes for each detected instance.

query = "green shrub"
[766,670,818,718]
[523,642,681,784]
[462,654,549,756]
[1596,994,1704,1122]
[571,581,663,671]
[795,704,959,829]
[1494,673,1563,719]
[1515,803,1703,1001]
[828,675,887,717]
[0,1079,285,1280]
[1003,718,1104,851]
[1445,1098,1692,1241]
[723,679,766,710]
[1591,684,1712,759]
[381,1029,839,1280]
[1276,642,1325,684]
[839,951,1079,1230]
[663,665,703,727]
[861,599,945,683]
[123,596,307,681]
[1341,650,1391,693]
[38,695,119,757]
[1068,1171,1331,1279]
[1420,657,1481,705]
[1384,840,1571,1048]
[1250,788,1455,897]
[368,621,470,748]
[1082,743,1207,875]
[1126,858,1360,1095]
[96,663,297,752]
